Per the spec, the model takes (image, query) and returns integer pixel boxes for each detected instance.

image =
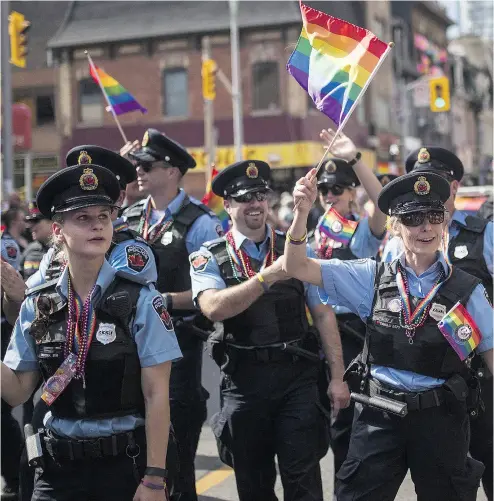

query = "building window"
[79,78,103,124]
[252,61,280,111]
[162,68,188,117]
[36,95,55,125]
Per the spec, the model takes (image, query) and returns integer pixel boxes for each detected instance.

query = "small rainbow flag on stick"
[438,301,482,361]
[317,207,358,245]
[287,1,391,127]
[202,167,229,232]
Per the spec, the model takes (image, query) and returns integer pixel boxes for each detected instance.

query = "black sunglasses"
[318,184,346,197]
[398,210,445,227]
[231,191,268,204]
[137,160,171,173]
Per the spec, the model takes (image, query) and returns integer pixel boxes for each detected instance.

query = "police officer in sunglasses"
[382,146,494,500]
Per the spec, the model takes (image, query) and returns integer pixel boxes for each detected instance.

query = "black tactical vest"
[29,277,143,419]
[21,241,49,280]
[367,260,481,379]
[125,196,214,316]
[206,233,310,347]
[308,226,359,261]
[448,215,492,302]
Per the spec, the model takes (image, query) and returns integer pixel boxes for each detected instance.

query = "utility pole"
[1,1,15,194]
[395,25,410,163]
[202,36,215,185]
[229,0,244,161]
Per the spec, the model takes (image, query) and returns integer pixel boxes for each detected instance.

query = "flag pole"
[85,50,128,144]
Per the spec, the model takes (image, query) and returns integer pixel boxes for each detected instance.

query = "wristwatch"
[348,151,362,167]
[144,467,168,479]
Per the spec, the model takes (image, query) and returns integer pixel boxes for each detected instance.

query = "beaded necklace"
[225,228,276,280]
[64,274,98,386]
[316,233,335,259]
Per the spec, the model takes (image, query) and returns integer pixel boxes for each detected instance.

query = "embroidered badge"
[387,298,401,313]
[417,148,430,164]
[413,176,430,196]
[152,296,173,331]
[95,322,116,345]
[430,302,447,322]
[454,245,468,259]
[190,251,211,272]
[215,224,225,237]
[246,163,258,179]
[161,231,173,246]
[79,168,98,191]
[5,245,17,259]
[125,244,150,272]
[142,130,149,147]
[77,150,92,165]
[325,160,337,173]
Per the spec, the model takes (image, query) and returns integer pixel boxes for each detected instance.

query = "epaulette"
[122,199,146,219]
[203,237,226,249]
[25,278,59,296]
[188,197,216,218]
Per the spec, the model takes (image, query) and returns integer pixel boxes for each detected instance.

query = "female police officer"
[284,169,493,500]
[1,160,181,501]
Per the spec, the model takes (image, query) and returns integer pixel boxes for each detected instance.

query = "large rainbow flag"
[287,1,389,126]
[89,64,147,116]
[202,168,229,232]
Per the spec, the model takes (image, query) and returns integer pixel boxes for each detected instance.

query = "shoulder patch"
[5,244,18,259]
[152,295,173,331]
[215,224,225,237]
[203,237,226,249]
[125,244,150,272]
[190,251,211,272]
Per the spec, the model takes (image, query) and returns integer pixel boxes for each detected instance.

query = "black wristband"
[348,151,362,167]
[163,294,173,313]
[144,467,168,479]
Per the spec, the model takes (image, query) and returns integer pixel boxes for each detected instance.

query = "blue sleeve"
[483,221,493,275]
[305,245,323,309]
[3,296,39,372]
[186,214,224,254]
[109,240,158,285]
[318,258,377,320]
[1,238,21,271]
[132,285,182,368]
[349,217,383,258]
[381,235,403,263]
[190,247,226,305]
[466,284,493,353]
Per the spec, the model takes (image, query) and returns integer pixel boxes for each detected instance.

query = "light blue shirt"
[381,210,493,275]
[317,252,493,391]
[190,225,322,311]
[26,218,158,289]
[4,259,182,439]
[1,232,21,271]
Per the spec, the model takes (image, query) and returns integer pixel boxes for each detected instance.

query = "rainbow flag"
[89,64,147,116]
[287,1,389,126]
[202,168,229,232]
[317,207,358,245]
[438,301,482,361]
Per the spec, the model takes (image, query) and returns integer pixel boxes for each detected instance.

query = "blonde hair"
[49,213,67,262]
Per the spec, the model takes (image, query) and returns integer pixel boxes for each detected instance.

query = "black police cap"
[316,158,360,188]
[37,164,121,219]
[25,200,48,222]
[377,173,399,187]
[130,128,196,175]
[405,146,464,181]
[212,160,271,198]
[66,145,136,189]
[377,171,450,216]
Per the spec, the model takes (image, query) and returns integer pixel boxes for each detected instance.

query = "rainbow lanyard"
[138,196,185,243]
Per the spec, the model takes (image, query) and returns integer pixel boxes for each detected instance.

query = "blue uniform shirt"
[1,232,21,271]
[26,218,158,289]
[317,252,493,391]
[382,210,493,275]
[190,225,322,311]
[4,259,182,439]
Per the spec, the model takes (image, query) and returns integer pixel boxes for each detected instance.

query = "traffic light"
[9,11,30,68]
[202,59,217,101]
[429,76,450,112]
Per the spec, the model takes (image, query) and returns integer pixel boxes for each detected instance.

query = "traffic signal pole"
[1,1,15,195]
[229,0,243,162]
[202,36,215,186]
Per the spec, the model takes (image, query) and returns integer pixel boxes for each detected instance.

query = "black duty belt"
[225,340,320,364]
[368,378,445,412]
[43,426,145,461]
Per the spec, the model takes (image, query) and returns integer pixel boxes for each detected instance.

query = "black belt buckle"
[82,438,103,458]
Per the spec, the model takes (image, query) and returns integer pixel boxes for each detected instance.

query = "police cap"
[377,171,450,216]
[130,128,196,175]
[212,160,271,198]
[377,173,399,187]
[317,158,360,188]
[25,200,49,222]
[405,146,464,181]
[66,145,136,189]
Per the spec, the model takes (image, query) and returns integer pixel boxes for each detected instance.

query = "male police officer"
[124,129,223,501]
[190,160,349,501]
[382,146,493,500]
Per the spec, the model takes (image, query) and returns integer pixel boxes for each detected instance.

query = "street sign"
[413,81,430,108]
[12,103,32,151]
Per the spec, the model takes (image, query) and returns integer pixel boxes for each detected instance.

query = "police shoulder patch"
[125,244,150,272]
[152,295,173,331]
[190,251,211,272]
[6,245,17,259]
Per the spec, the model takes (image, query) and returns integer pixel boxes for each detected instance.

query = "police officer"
[382,147,493,500]
[20,202,52,280]
[310,129,387,477]
[190,160,349,501]
[286,169,493,501]
[124,129,223,501]
[1,159,181,501]
[1,209,23,271]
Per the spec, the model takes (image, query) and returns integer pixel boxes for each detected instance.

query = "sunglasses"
[398,210,445,227]
[231,191,268,204]
[137,161,171,173]
[318,184,346,197]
